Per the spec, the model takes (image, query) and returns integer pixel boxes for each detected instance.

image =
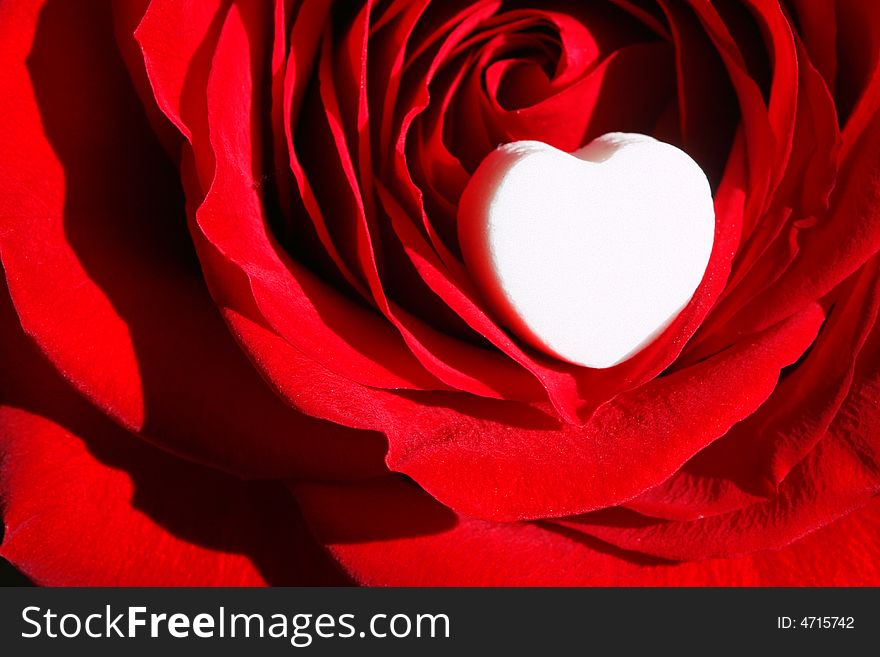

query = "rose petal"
[290,8,542,400]
[227,292,822,520]
[295,476,880,586]
[0,404,347,586]
[138,0,448,393]
[787,0,837,92]
[388,305,822,520]
[719,112,880,339]
[0,258,346,586]
[556,309,880,560]
[628,258,880,521]
[0,289,347,586]
[0,0,385,480]
[834,0,880,149]
[684,34,841,363]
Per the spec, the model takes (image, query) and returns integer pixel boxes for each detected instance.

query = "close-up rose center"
[238,0,846,524]
[283,1,741,413]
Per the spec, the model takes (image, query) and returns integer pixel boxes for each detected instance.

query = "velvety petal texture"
[294,476,880,586]
[0,278,347,586]
[2,0,879,586]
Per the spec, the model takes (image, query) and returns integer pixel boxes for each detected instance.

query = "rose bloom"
[1,0,879,586]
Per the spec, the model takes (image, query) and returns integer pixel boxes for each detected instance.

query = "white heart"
[457,133,715,369]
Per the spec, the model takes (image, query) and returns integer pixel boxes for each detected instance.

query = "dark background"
[0,558,30,586]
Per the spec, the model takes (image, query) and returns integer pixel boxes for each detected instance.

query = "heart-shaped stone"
[458,133,715,369]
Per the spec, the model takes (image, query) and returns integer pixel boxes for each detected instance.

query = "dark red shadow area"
[2,0,351,585]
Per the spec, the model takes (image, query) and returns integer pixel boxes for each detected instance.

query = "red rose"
[1,0,879,585]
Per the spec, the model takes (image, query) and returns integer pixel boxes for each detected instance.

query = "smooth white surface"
[457,133,715,369]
